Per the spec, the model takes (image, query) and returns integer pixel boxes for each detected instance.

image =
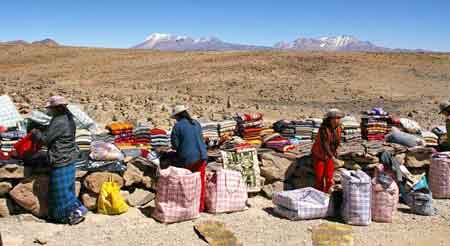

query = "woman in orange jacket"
[311,109,343,193]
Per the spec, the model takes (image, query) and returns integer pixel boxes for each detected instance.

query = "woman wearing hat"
[31,96,87,225]
[439,101,450,149]
[170,105,208,212]
[311,109,343,193]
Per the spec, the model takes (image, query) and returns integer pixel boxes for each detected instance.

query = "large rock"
[0,164,25,179]
[260,153,296,183]
[127,189,155,207]
[0,198,14,217]
[261,181,291,199]
[83,172,124,194]
[81,192,98,211]
[405,147,435,168]
[123,163,144,187]
[0,181,13,197]
[351,153,378,164]
[9,175,49,217]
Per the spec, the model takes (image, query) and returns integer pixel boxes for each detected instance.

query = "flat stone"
[83,172,124,194]
[123,163,144,187]
[128,189,155,207]
[260,153,296,183]
[0,181,13,197]
[405,147,434,168]
[81,192,97,211]
[9,175,49,217]
[0,198,14,217]
[0,164,25,180]
[261,181,289,199]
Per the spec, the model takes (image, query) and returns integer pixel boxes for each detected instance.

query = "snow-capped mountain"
[274,35,388,52]
[132,33,269,51]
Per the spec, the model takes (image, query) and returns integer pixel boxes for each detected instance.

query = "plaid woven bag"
[152,166,201,223]
[371,175,399,223]
[205,169,248,213]
[273,187,329,220]
[341,170,372,226]
[429,152,450,198]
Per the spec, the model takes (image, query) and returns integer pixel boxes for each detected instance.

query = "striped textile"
[341,170,372,226]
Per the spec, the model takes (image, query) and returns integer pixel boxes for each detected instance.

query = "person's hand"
[332,157,344,168]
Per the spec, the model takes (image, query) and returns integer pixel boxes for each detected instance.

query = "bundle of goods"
[399,118,422,135]
[432,126,447,145]
[150,128,170,148]
[220,136,251,150]
[429,152,450,199]
[236,112,264,146]
[341,116,361,142]
[421,131,439,147]
[67,104,98,131]
[106,122,134,145]
[205,169,248,213]
[310,118,322,140]
[221,147,262,192]
[218,120,237,140]
[341,170,372,226]
[272,187,330,220]
[0,95,23,129]
[199,120,220,148]
[90,141,125,161]
[152,166,201,223]
[385,127,424,148]
[371,173,399,223]
[133,125,151,146]
[76,129,93,152]
[361,108,391,141]
[0,127,26,153]
[262,133,294,152]
[273,120,314,143]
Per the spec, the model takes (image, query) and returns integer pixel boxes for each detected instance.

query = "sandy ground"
[1,196,449,246]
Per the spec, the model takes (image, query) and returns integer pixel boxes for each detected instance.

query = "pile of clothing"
[199,120,220,148]
[262,133,294,152]
[432,126,447,145]
[75,129,93,152]
[361,108,391,141]
[341,116,361,142]
[273,120,314,144]
[150,128,170,148]
[0,127,26,153]
[421,131,439,147]
[133,125,152,146]
[106,122,134,146]
[236,112,264,146]
[218,120,237,140]
[310,118,322,140]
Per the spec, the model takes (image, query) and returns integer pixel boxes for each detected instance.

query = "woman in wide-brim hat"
[31,96,87,225]
[439,101,450,150]
[311,108,343,193]
[170,105,208,212]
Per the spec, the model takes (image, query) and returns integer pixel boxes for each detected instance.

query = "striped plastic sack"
[429,152,450,198]
[341,170,372,226]
[273,187,329,220]
[371,174,399,223]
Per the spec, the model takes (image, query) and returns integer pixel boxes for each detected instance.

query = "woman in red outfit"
[311,109,343,193]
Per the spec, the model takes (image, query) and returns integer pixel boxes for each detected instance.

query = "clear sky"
[1,0,449,51]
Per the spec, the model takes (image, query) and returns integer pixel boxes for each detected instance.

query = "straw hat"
[171,105,189,118]
[325,108,344,119]
[439,101,450,114]
[45,96,68,108]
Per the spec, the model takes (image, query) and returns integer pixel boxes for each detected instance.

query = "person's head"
[439,101,450,117]
[171,105,194,123]
[324,108,343,128]
[45,96,68,115]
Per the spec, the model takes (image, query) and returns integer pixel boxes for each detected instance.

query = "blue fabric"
[171,118,207,166]
[48,163,83,223]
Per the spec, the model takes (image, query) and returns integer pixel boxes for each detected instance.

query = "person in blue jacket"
[170,105,207,212]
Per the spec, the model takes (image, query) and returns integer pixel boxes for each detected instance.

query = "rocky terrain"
[0,44,449,129]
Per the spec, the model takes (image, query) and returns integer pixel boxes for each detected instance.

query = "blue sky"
[1,0,449,51]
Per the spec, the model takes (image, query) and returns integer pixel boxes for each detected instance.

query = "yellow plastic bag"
[97,177,129,215]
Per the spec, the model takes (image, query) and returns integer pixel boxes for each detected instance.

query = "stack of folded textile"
[262,133,295,152]
[76,129,93,152]
[432,126,447,145]
[361,108,391,141]
[341,116,361,142]
[310,118,323,140]
[106,122,135,145]
[218,120,237,139]
[150,128,170,148]
[199,120,220,148]
[236,112,264,146]
[273,120,314,144]
[221,136,252,151]
[421,131,439,147]
[133,125,152,145]
[0,128,26,152]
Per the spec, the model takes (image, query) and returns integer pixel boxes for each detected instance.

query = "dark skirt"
[48,163,83,223]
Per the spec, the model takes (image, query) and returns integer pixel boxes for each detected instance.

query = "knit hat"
[171,105,189,118]
[439,101,450,114]
[45,96,68,108]
[325,108,344,119]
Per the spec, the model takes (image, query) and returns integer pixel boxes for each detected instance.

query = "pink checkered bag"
[205,169,248,213]
[152,166,201,223]
[371,175,399,223]
[429,152,450,199]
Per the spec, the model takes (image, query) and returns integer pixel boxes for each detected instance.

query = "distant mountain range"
[1,38,59,47]
[133,33,426,52]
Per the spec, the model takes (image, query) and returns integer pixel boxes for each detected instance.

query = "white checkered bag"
[152,166,201,223]
[341,170,372,226]
[272,187,329,220]
[205,169,248,213]
[0,95,23,128]
[429,152,450,198]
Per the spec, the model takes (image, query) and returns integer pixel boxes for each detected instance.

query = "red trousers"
[186,160,206,212]
[314,158,334,193]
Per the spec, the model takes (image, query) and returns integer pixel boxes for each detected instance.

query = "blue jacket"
[171,118,207,166]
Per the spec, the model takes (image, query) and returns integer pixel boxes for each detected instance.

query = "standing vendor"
[439,101,450,149]
[32,96,87,225]
[170,105,207,212]
[311,109,343,193]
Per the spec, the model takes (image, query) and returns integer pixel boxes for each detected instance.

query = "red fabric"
[14,133,42,159]
[311,127,342,161]
[150,128,167,135]
[186,160,207,212]
[314,158,334,193]
[0,125,6,133]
